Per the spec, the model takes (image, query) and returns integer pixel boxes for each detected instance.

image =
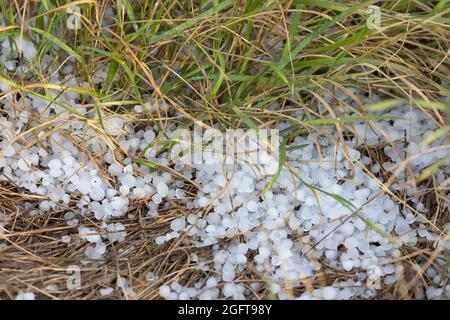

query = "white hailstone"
[146,272,158,281]
[78,227,101,243]
[259,247,271,258]
[39,201,51,211]
[16,291,35,300]
[325,250,337,260]
[123,164,133,174]
[85,241,107,259]
[222,283,236,297]
[121,174,136,188]
[16,37,37,60]
[235,254,247,264]
[152,193,162,204]
[205,225,216,234]
[206,277,218,288]
[90,187,106,201]
[418,228,428,238]
[65,212,75,220]
[304,197,315,207]
[155,236,166,245]
[294,188,306,201]
[48,158,62,169]
[17,158,31,171]
[214,203,226,215]
[110,197,125,210]
[3,145,16,157]
[108,163,122,177]
[222,267,235,282]
[46,285,58,292]
[237,244,249,255]
[426,287,444,300]
[76,179,92,194]
[342,260,354,271]
[76,197,90,210]
[278,247,293,259]
[133,187,146,198]
[119,184,130,196]
[170,217,186,232]
[143,130,155,143]
[199,290,215,300]
[104,117,124,136]
[271,256,281,266]
[117,277,136,298]
[322,287,337,300]
[213,174,226,187]
[395,217,411,234]
[246,200,258,212]
[49,168,62,178]
[134,105,143,113]
[5,60,15,71]
[341,222,355,236]
[106,223,126,243]
[198,196,209,207]
[156,181,169,197]
[100,287,114,296]
[106,189,117,198]
[90,177,102,188]
[238,219,250,232]
[288,216,301,229]
[267,207,279,219]
[61,235,71,243]
[354,188,370,201]
[0,77,11,91]
[159,285,171,298]
[170,281,182,292]
[62,154,74,166]
[269,283,281,295]
[161,172,171,182]
[344,237,359,250]
[175,188,184,199]
[187,214,198,225]
[166,232,179,241]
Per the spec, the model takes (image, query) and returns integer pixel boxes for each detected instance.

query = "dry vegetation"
[0,0,449,299]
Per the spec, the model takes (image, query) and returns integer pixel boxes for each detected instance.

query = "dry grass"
[0,0,449,299]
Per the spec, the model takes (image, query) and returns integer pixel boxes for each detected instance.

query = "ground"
[0,0,449,300]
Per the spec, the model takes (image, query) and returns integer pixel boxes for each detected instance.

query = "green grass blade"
[29,26,84,63]
[148,0,236,45]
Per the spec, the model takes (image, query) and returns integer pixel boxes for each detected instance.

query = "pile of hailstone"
[0,36,449,300]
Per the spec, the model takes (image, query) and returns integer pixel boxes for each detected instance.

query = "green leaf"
[208,53,226,99]
[294,0,349,11]
[279,1,372,70]
[304,115,403,126]
[268,62,289,84]
[102,60,120,94]
[261,141,286,194]
[414,99,449,113]
[279,4,302,68]
[29,26,84,63]
[231,105,259,131]
[120,0,138,30]
[134,159,160,171]
[148,0,236,44]
[367,99,405,112]
[421,126,450,145]
[291,171,391,239]
[244,0,265,14]
[417,158,445,182]
[286,143,309,152]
